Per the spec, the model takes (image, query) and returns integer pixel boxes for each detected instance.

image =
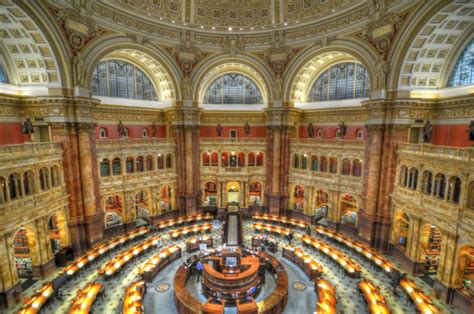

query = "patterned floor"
[10,220,459,314]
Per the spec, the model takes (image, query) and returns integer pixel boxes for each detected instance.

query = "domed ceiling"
[48,0,410,49]
[108,0,361,31]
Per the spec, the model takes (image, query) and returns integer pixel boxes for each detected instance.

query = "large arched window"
[203,73,263,104]
[307,62,369,101]
[0,63,8,83]
[449,40,474,87]
[91,59,158,100]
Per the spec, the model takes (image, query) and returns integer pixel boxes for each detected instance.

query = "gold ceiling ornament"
[169,32,205,77]
[358,12,406,59]
[48,5,105,52]
[261,32,298,75]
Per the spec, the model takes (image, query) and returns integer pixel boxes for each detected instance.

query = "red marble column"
[175,124,200,216]
[360,124,408,251]
[265,125,291,216]
[50,122,103,254]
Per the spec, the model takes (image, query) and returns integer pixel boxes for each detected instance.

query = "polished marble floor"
[11,219,460,314]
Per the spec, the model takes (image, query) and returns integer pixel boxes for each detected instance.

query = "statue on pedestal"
[466,121,474,141]
[422,120,433,143]
[21,118,34,141]
[308,122,314,138]
[244,122,251,137]
[216,123,223,137]
[338,121,347,138]
[118,121,127,138]
[152,121,157,138]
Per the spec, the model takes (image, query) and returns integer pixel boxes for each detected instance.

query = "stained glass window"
[449,40,474,87]
[0,64,8,83]
[204,73,263,104]
[91,59,157,100]
[308,62,369,101]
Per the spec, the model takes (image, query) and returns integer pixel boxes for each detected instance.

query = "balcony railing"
[200,138,266,145]
[398,143,474,161]
[0,142,62,156]
[96,138,175,149]
[292,138,366,148]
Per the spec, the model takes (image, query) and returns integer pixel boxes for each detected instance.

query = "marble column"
[50,122,103,254]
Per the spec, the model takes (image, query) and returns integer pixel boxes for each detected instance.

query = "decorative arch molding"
[284,40,378,103]
[0,1,69,89]
[81,36,182,101]
[389,0,473,91]
[192,53,275,107]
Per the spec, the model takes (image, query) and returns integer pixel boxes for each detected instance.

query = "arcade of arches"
[0,0,473,313]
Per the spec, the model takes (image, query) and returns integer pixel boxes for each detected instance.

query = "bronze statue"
[21,118,34,140]
[338,121,347,138]
[216,123,223,137]
[467,121,474,141]
[244,122,251,137]
[118,121,126,138]
[152,121,157,138]
[422,120,433,143]
[308,122,314,138]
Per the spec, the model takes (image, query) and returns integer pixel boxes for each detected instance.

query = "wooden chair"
[203,297,225,314]
[236,298,258,314]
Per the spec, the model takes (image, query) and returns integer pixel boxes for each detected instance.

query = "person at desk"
[305,225,311,236]
[287,232,293,245]
[196,260,204,283]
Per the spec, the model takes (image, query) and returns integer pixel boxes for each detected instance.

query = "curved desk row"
[63,227,149,277]
[170,223,212,239]
[186,236,213,253]
[282,247,323,280]
[122,280,145,314]
[358,279,390,314]
[251,235,278,253]
[313,226,396,274]
[69,282,103,314]
[140,244,182,282]
[157,213,214,230]
[17,282,54,314]
[98,235,161,278]
[400,279,440,314]
[315,279,337,314]
[252,223,291,238]
[252,214,308,230]
[302,235,361,277]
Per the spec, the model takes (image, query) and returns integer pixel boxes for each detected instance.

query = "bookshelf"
[13,227,33,277]
[424,226,441,275]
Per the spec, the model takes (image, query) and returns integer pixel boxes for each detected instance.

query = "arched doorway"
[204,182,217,206]
[420,224,442,276]
[314,189,329,219]
[340,194,358,226]
[47,214,61,254]
[104,195,123,228]
[456,246,474,293]
[226,182,240,206]
[394,212,410,252]
[13,226,33,278]
[160,185,172,212]
[249,182,262,206]
[135,191,150,226]
[292,185,304,211]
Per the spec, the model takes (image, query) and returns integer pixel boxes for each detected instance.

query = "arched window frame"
[142,128,149,138]
[448,39,474,87]
[99,127,108,139]
[91,59,158,101]
[112,158,121,175]
[307,62,370,102]
[447,176,462,204]
[342,158,351,176]
[203,73,263,104]
[0,63,9,84]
